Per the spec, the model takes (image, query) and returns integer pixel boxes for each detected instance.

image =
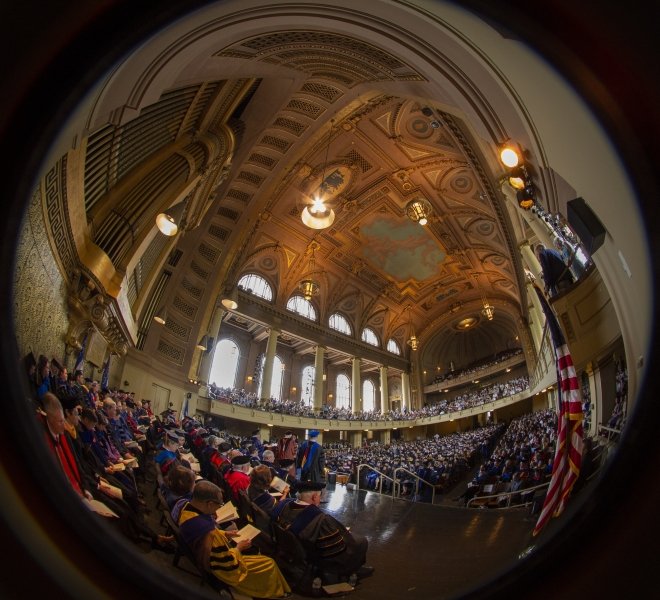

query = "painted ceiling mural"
[358,212,446,282]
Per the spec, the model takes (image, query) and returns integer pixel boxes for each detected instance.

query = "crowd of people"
[208,374,529,423]
[326,424,506,499]
[452,409,557,507]
[23,346,560,597]
[431,348,523,385]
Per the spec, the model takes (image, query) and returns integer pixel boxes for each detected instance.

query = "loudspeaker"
[567,197,606,255]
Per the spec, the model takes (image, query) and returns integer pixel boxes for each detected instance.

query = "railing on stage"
[466,481,549,509]
[356,463,395,497]
[356,463,438,504]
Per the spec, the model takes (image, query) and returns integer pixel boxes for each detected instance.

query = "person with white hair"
[272,480,374,582]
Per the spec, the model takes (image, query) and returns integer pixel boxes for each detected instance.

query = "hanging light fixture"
[405,198,433,226]
[221,287,239,310]
[298,246,321,301]
[301,119,336,230]
[406,306,419,351]
[481,289,495,321]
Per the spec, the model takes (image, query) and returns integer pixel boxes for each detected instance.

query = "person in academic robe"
[295,430,325,483]
[274,459,301,495]
[155,430,191,476]
[275,431,298,464]
[271,481,374,578]
[224,454,251,502]
[178,480,291,598]
[271,481,373,581]
[247,464,278,516]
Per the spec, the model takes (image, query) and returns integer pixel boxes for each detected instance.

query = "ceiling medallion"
[456,316,478,330]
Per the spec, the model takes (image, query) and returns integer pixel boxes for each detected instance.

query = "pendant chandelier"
[481,290,495,321]
[405,197,433,226]
[298,246,321,301]
[301,119,336,230]
[406,306,419,351]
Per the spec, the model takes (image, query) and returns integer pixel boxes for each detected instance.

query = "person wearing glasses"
[178,480,291,598]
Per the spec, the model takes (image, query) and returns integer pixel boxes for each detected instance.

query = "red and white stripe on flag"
[533,343,583,536]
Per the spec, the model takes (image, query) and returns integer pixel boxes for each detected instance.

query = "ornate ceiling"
[231,92,524,371]
[38,3,549,378]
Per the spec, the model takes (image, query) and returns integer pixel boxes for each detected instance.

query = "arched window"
[329,312,352,335]
[237,273,273,301]
[362,380,376,412]
[301,365,315,406]
[387,338,401,355]
[336,374,351,409]
[209,339,240,388]
[257,354,284,401]
[361,327,379,347]
[286,295,317,321]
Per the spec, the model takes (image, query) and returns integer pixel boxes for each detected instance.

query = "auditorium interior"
[1,1,658,599]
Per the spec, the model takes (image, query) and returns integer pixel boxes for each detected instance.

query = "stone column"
[260,328,279,402]
[401,371,411,412]
[351,356,361,414]
[411,353,423,410]
[313,346,325,411]
[380,365,389,414]
[520,240,543,280]
[379,429,391,445]
[349,431,363,449]
[198,306,226,386]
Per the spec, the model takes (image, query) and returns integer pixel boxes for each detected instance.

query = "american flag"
[532,284,583,536]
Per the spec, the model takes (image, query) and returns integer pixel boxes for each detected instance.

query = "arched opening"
[208,338,239,389]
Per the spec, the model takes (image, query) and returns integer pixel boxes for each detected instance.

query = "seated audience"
[178,480,291,598]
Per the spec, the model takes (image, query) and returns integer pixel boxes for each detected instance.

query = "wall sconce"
[196,335,209,351]
[153,306,167,325]
[247,375,253,383]
[291,386,297,392]
[221,287,239,310]
[156,201,186,236]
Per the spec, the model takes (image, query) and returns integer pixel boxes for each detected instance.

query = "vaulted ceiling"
[46,1,558,378]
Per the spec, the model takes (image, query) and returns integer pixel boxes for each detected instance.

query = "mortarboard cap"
[308,429,320,438]
[231,455,251,466]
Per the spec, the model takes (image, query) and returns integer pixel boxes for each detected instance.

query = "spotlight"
[507,165,528,190]
[499,142,522,168]
[516,186,535,210]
